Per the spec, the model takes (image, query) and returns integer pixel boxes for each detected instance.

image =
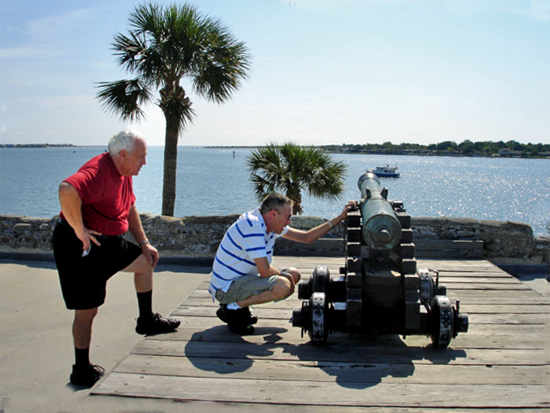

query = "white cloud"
[36,94,96,109]
[1,6,105,63]
[25,8,98,43]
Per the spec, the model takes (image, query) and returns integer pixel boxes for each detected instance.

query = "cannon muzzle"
[357,173,402,250]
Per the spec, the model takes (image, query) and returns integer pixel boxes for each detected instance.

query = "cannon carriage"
[292,172,469,348]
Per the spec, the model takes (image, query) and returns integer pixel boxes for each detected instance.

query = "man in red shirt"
[53,129,179,387]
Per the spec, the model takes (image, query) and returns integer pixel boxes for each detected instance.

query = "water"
[0,147,549,236]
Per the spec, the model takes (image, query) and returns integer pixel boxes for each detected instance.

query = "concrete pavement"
[0,259,217,413]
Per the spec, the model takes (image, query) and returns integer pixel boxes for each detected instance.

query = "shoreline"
[2,144,550,159]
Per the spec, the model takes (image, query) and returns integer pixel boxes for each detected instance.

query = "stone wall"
[412,217,550,265]
[0,213,548,265]
[0,215,57,252]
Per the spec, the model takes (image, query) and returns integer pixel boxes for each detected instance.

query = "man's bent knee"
[272,277,292,301]
[123,253,153,275]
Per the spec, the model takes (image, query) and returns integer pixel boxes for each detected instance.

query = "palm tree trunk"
[162,122,179,217]
[289,189,303,215]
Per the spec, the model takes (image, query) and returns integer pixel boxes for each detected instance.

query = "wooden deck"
[92,257,550,410]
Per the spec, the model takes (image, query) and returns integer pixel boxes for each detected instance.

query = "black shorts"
[52,219,142,310]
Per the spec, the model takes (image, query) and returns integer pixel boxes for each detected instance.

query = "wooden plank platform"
[92,258,550,410]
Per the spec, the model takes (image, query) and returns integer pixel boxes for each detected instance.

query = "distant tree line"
[322,140,550,158]
[0,144,76,148]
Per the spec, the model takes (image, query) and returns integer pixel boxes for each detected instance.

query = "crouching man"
[209,192,355,335]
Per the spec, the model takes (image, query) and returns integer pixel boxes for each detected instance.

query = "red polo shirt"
[60,152,136,236]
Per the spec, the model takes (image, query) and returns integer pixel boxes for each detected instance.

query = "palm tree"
[96,2,250,216]
[247,142,347,215]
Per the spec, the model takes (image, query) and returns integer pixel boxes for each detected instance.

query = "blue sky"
[1,0,549,146]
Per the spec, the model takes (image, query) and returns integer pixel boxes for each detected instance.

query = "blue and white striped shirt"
[208,207,288,299]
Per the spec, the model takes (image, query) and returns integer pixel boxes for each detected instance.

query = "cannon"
[292,172,469,348]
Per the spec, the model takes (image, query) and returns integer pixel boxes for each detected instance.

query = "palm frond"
[250,174,276,200]
[192,19,251,104]
[95,78,152,122]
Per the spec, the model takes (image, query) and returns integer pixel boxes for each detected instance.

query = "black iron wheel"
[429,295,454,349]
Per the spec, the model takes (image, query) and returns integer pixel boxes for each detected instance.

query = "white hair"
[108,129,144,156]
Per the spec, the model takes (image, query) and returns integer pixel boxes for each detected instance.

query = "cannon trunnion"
[292,173,469,348]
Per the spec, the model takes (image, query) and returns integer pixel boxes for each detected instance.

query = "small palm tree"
[96,2,250,216]
[247,142,347,215]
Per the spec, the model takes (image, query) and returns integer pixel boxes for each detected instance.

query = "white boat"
[368,164,400,178]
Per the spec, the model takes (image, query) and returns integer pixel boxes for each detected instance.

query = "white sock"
[227,302,241,310]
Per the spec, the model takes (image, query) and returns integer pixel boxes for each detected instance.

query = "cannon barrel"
[357,172,402,250]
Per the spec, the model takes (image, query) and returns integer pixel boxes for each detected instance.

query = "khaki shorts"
[215,273,279,304]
